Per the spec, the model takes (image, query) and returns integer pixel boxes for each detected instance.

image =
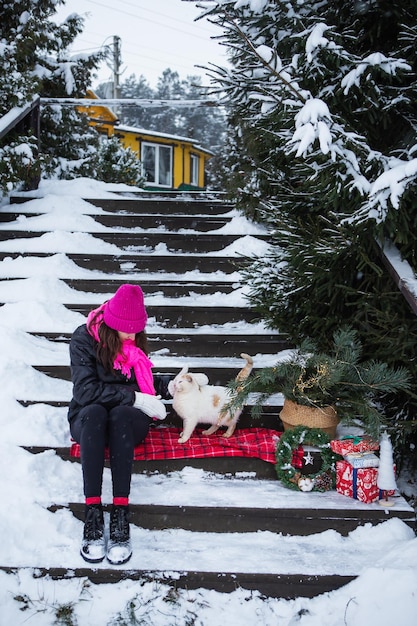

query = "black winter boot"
[80,504,105,563]
[107,505,132,565]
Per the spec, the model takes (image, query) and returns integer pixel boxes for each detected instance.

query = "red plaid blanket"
[70,427,281,464]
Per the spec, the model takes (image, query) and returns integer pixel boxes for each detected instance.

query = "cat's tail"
[219,354,254,421]
[235,353,253,384]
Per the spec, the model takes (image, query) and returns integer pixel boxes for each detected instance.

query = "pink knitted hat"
[103,284,148,333]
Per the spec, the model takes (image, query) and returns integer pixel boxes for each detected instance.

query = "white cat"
[168,353,253,444]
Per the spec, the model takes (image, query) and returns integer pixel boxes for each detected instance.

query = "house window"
[141,143,173,187]
[190,154,199,186]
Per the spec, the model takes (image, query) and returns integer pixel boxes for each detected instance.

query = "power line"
[71,32,211,68]
[70,36,209,77]
[83,0,214,40]
[63,1,222,74]
[56,0,226,84]
[97,0,215,35]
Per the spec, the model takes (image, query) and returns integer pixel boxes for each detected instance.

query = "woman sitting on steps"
[68,283,170,565]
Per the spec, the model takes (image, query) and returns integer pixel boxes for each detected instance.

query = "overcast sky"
[54,0,228,89]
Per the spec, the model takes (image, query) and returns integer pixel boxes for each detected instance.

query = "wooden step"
[88,198,234,215]
[0,211,234,232]
[23,445,417,532]
[0,230,268,253]
[65,303,259,327]
[0,252,239,274]
[53,502,417,536]
[60,278,239,297]
[0,565,355,599]
[29,331,290,357]
[26,445,281,478]
[31,364,268,386]
[0,304,257,328]
[93,214,232,231]
[21,404,283,432]
[10,196,235,215]
[0,211,42,222]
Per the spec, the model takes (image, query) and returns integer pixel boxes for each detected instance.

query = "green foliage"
[53,603,77,626]
[230,328,411,438]
[14,591,77,625]
[92,137,145,186]
[109,584,209,625]
[0,134,42,193]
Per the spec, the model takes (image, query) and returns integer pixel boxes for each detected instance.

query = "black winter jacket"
[67,324,171,422]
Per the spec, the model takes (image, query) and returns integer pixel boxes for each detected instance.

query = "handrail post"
[24,99,41,190]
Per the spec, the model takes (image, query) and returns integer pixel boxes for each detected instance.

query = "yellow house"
[79,92,213,191]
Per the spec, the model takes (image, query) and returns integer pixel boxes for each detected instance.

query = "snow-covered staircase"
[1,189,415,599]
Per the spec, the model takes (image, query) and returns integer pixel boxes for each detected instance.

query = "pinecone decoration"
[314,470,334,492]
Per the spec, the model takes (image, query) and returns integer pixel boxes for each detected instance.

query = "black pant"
[70,404,149,499]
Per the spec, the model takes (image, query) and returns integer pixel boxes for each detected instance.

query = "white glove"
[134,392,166,420]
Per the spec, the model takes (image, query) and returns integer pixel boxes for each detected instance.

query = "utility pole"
[112,36,122,100]
[112,36,122,117]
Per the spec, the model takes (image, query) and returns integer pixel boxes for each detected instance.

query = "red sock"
[113,497,129,507]
[85,496,101,506]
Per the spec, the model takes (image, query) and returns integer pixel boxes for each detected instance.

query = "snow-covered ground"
[0,178,416,626]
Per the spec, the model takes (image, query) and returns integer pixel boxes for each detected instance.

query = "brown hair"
[88,309,149,372]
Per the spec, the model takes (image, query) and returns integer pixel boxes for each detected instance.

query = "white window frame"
[190,153,199,186]
[141,142,173,187]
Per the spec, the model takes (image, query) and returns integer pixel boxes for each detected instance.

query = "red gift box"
[331,436,379,456]
[336,460,396,503]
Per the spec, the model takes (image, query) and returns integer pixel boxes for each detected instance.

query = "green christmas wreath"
[276,425,340,492]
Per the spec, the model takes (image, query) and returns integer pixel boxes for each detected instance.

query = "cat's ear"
[192,373,209,387]
[179,365,189,375]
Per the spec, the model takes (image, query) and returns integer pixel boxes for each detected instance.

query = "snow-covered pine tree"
[195,0,417,458]
[139,69,188,137]
[117,74,155,130]
[0,0,142,188]
[0,0,102,187]
[93,136,145,187]
[0,0,46,112]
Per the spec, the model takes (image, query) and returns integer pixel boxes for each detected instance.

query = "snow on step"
[4,504,414,577]
[127,466,413,512]
[126,518,414,577]
[5,440,415,574]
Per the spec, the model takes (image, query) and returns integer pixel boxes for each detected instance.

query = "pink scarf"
[86,304,156,395]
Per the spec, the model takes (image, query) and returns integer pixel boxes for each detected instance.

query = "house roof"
[114,124,214,156]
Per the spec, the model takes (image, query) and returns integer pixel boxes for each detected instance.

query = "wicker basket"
[280,398,339,438]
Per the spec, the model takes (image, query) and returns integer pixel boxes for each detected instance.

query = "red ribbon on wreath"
[291,445,304,469]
